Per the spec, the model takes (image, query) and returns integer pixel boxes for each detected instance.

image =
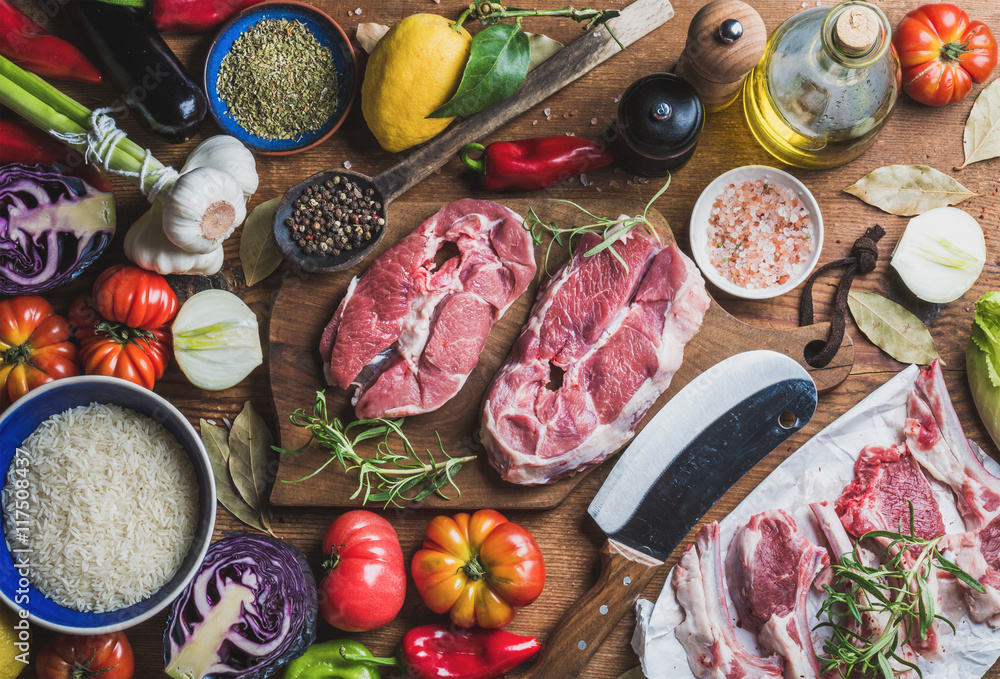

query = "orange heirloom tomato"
[411,509,545,628]
[894,3,998,106]
[93,263,178,330]
[0,296,79,410]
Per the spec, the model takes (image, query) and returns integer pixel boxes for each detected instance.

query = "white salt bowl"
[689,165,824,300]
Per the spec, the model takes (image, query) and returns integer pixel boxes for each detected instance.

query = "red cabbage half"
[0,163,115,295]
[164,533,318,679]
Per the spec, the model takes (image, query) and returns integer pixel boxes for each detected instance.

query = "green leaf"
[848,291,941,365]
[429,23,530,118]
[843,165,978,216]
[229,402,277,533]
[960,79,1000,168]
[239,197,284,287]
[200,419,272,535]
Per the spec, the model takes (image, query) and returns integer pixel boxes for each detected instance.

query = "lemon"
[0,605,26,679]
[362,14,472,153]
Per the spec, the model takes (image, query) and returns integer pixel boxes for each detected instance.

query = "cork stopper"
[834,6,879,56]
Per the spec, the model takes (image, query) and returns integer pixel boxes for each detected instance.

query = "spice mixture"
[707,179,813,289]
[217,19,339,140]
[285,174,385,257]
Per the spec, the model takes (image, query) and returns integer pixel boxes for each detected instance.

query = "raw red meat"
[673,522,785,679]
[835,444,945,541]
[904,360,1000,531]
[941,513,1000,627]
[725,510,829,679]
[319,199,536,418]
[480,229,709,484]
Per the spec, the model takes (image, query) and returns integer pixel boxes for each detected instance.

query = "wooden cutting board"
[268,199,854,508]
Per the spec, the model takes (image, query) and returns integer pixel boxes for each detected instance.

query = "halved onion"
[890,207,985,304]
[172,290,262,390]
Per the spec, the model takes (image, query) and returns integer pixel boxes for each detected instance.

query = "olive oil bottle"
[743,1,900,170]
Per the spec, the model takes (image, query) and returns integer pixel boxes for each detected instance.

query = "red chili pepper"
[151,0,266,33]
[341,624,542,679]
[0,119,113,192]
[460,137,615,192]
[0,0,103,84]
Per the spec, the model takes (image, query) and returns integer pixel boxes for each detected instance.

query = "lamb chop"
[811,502,919,678]
[673,522,784,679]
[725,510,829,679]
[939,513,1000,627]
[833,444,946,658]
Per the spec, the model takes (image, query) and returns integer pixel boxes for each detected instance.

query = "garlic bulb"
[125,202,224,276]
[162,167,247,254]
[181,136,258,200]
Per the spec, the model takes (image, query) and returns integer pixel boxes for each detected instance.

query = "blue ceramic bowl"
[0,377,216,634]
[204,1,358,154]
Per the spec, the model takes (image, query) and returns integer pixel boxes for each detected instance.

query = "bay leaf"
[356,23,389,54]
[200,419,272,535]
[617,669,646,679]
[429,23,531,119]
[239,197,284,287]
[960,79,1000,169]
[526,32,563,72]
[229,402,276,533]
[848,291,940,365]
[843,165,978,216]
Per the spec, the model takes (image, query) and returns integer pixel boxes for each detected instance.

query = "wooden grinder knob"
[675,0,766,112]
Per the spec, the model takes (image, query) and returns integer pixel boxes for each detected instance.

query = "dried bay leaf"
[526,32,563,71]
[616,669,646,679]
[239,197,283,287]
[960,79,1000,169]
[229,402,277,532]
[356,23,390,54]
[200,419,272,535]
[843,165,978,216]
[848,291,940,365]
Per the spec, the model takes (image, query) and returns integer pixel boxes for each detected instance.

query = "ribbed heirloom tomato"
[36,631,134,679]
[894,3,998,106]
[319,510,406,632]
[0,296,78,410]
[412,509,545,628]
[93,263,178,329]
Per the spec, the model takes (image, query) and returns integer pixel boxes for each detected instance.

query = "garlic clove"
[181,135,259,201]
[162,166,247,254]
[126,201,225,275]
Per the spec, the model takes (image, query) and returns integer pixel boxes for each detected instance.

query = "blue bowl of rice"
[0,376,216,634]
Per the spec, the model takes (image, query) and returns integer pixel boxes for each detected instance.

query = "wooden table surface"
[9,0,1000,677]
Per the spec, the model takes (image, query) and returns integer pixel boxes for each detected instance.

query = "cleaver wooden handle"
[518,539,661,679]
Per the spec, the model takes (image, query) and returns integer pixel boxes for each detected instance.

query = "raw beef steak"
[726,510,829,679]
[480,228,709,485]
[319,199,536,418]
[673,522,784,679]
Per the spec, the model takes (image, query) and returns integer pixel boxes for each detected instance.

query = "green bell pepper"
[282,640,381,679]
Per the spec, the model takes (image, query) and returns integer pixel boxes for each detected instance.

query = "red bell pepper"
[460,137,615,192]
[0,119,112,192]
[151,0,266,33]
[0,0,103,84]
[340,624,542,679]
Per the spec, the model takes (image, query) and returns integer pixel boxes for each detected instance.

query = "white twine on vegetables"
[51,107,179,203]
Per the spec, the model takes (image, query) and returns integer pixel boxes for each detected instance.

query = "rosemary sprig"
[815,505,985,679]
[274,391,477,508]
[523,176,671,276]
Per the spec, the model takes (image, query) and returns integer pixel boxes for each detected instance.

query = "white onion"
[890,207,985,304]
[172,290,262,391]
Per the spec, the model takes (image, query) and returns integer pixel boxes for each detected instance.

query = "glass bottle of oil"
[743,0,900,169]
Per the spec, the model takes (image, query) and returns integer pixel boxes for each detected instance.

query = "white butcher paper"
[631,365,1000,679]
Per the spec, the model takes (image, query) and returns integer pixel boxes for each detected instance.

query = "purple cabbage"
[0,163,115,295]
[164,533,318,679]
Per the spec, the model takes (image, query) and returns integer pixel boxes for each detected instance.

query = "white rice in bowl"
[2,403,199,613]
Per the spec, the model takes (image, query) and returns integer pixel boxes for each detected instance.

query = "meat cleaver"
[518,350,817,678]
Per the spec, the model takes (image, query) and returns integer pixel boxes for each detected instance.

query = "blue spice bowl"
[0,376,216,634]
[204,1,358,155]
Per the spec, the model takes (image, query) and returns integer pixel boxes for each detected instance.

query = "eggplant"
[66,0,207,143]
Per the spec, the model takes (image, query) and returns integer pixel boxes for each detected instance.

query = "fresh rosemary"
[815,506,985,679]
[523,176,671,276]
[275,391,476,508]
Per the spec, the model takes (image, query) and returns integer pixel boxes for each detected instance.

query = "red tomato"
[894,3,998,106]
[0,296,79,410]
[319,510,406,632]
[36,631,134,679]
[93,264,178,330]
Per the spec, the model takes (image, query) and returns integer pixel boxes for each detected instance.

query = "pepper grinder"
[674,0,766,112]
